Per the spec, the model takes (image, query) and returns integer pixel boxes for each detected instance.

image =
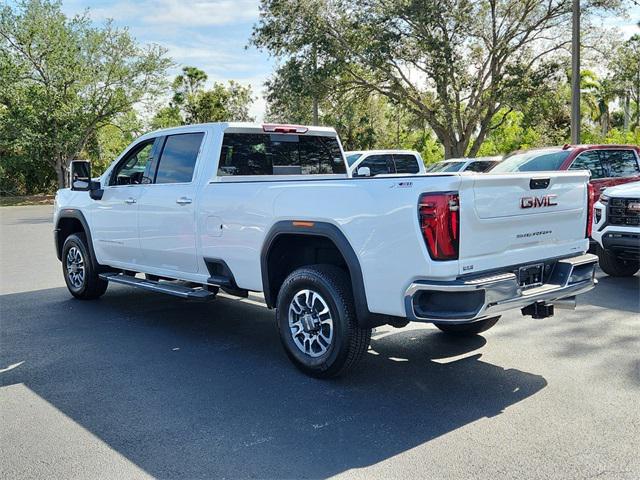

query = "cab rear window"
[218,133,346,176]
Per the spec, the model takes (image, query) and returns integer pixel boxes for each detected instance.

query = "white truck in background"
[592,182,640,277]
[345,150,425,177]
[55,122,598,377]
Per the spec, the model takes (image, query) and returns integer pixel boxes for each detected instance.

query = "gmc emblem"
[520,194,558,209]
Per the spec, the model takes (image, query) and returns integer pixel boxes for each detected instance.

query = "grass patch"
[0,195,55,207]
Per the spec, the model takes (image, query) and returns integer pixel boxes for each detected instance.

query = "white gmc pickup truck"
[55,123,598,377]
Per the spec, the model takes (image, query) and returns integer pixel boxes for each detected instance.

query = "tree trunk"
[601,110,609,137]
[442,137,466,159]
[312,96,319,126]
[623,92,630,131]
[636,68,640,128]
[311,43,319,126]
[55,157,67,189]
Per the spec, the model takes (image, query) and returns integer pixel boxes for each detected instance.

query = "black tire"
[62,233,108,300]
[434,316,500,337]
[597,245,639,277]
[275,265,371,378]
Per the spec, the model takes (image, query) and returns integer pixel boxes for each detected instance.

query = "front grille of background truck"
[608,198,640,226]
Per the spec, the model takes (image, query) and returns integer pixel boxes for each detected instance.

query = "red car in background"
[490,144,640,194]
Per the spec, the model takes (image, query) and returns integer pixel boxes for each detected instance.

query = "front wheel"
[597,245,639,277]
[62,233,108,300]
[433,316,500,337]
[276,265,371,378]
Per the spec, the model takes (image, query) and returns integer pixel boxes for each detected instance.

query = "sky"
[60,0,275,120]
[35,1,640,121]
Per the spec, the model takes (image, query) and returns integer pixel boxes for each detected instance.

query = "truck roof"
[142,122,338,139]
[345,149,420,156]
[506,144,640,157]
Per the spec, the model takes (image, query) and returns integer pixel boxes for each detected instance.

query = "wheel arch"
[261,220,391,328]
[55,210,98,269]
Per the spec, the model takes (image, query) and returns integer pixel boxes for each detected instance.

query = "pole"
[571,0,580,144]
[312,44,319,126]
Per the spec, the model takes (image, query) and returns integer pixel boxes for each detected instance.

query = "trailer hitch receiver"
[521,301,555,319]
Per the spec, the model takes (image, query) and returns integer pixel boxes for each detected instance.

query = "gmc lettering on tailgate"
[520,194,558,209]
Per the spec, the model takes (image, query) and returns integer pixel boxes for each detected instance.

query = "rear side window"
[599,150,639,177]
[155,133,204,184]
[355,154,392,176]
[570,150,639,178]
[464,161,495,172]
[569,151,605,178]
[346,153,362,166]
[218,133,345,176]
[492,150,570,172]
[438,161,466,172]
[393,154,420,174]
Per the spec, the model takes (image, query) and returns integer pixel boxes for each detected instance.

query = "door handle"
[599,186,607,192]
[176,197,193,205]
[125,197,136,204]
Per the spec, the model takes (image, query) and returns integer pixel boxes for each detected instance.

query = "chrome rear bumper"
[404,254,598,324]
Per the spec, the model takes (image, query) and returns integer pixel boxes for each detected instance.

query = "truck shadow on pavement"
[582,273,640,313]
[1,286,547,479]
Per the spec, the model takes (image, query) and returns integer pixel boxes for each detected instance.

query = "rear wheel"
[597,245,639,277]
[62,233,108,300]
[434,316,500,337]
[276,265,371,378]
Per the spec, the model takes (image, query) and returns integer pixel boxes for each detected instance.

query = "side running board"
[99,273,215,299]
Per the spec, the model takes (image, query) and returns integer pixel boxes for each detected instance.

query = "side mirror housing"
[89,181,104,200]
[70,161,91,191]
[356,166,371,177]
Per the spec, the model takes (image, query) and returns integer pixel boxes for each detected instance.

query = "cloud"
[598,5,640,40]
[619,22,639,39]
[89,0,259,27]
[147,0,259,26]
[61,0,272,119]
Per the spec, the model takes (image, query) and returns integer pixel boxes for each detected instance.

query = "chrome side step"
[99,273,214,299]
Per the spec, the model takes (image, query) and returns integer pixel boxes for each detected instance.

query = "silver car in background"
[426,156,502,173]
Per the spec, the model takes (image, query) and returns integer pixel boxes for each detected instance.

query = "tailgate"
[457,171,590,275]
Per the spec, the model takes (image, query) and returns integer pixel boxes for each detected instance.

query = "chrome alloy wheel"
[288,289,334,358]
[66,246,85,289]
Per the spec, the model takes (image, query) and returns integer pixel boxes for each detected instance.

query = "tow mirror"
[356,166,371,177]
[70,161,91,191]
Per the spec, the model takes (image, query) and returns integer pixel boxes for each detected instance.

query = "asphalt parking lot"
[1,205,639,480]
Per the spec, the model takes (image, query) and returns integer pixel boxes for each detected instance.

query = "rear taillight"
[418,192,459,260]
[586,183,595,238]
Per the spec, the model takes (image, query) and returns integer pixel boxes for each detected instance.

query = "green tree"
[611,34,640,129]
[199,80,254,123]
[263,59,319,125]
[149,106,182,130]
[160,66,255,125]
[85,110,143,175]
[0,0,171,189]
[253,0,623,158]
[252,0,341,125]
